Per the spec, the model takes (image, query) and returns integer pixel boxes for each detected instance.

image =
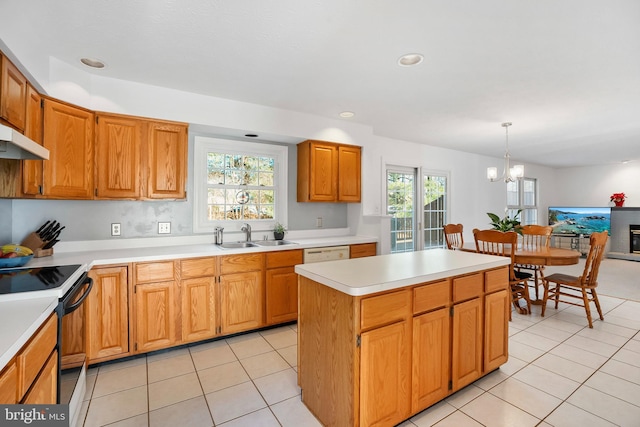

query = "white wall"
[10,55,561,247]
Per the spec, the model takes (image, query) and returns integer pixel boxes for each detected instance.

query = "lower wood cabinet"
[87,266,130,363]
[181,276,217,342]
[299,265,510,427]
[350,242,377,258]
[0,313,58,404]
[265,249,303,325]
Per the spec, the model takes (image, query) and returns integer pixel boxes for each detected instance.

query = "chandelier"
[487,122,524,183]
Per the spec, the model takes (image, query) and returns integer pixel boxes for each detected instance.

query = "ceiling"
[2,0,639,168]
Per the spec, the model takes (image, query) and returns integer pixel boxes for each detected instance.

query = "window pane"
[423,174,447,249]
[506,181,518,206]
[523,178,536,206]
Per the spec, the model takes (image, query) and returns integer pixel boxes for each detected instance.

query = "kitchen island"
[294,249,511,427]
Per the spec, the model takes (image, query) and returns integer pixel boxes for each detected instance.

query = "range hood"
[0,123,49,160]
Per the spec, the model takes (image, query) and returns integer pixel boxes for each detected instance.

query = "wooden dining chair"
[443,224,464,250]
[473,229,532,318]
[541,231,608,328]
[516,225,553,300]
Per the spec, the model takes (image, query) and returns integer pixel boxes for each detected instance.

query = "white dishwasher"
[303,246,350,263]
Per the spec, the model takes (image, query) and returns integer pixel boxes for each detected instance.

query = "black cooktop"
[0,264,81,295]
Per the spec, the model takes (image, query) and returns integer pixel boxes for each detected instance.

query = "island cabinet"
[265,249,303,325]
[297,139,361,203]
[298,258,510,427]
[133,260,180,353]
[86,265,131,364]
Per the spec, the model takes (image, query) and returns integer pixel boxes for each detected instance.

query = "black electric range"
[0,264,81,295]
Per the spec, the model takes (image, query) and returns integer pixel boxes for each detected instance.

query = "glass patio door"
[387,167,417,253]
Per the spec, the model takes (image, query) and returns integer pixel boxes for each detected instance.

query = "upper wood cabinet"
[22,84,44,196]
[95,114,143,199]
[95,114,187,200]
[42,98,94,199]
[297,139,361,203]
[0,54,28,131]
[145,121,187,199]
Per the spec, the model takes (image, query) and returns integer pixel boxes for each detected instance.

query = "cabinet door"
[60,282,88,369]
[308,141,337,201]
[265,266,298,325]
[350,243,376,259]
[42,99,94,199]
[337,145,361,202]
[87,266,130,362]
[451,298,482,391]
[0,55,27,131]
[360,321,411,427]
[220,271,263,334]
[22,350,57,404]
[484,289,509,373]
[0,362,17,404]
[145,121,187,199]
[95,114,142,199]
[412,308,450,412]
[135,281,178,353]
[181,276,217,342]
[22,84,43,196]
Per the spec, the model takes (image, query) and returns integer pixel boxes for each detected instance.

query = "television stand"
[551,234,589,256]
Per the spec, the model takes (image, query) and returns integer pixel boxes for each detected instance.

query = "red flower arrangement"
[610,192,626,206]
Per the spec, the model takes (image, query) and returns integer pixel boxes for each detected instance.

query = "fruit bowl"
[0,255,34,269]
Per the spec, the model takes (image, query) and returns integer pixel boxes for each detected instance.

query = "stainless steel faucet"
[214,226,224,245]
[241,223,252,242]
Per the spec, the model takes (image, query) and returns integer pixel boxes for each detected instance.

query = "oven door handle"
[63,273,93,315]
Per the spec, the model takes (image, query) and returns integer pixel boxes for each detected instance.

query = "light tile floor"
[79,263,640,427]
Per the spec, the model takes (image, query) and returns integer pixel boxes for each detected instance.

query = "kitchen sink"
[254,240,297,246]
[216,242,259,249]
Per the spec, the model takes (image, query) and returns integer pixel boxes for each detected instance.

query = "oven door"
[58,272,93,427]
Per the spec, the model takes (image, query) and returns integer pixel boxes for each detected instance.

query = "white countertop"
[295,248,510,296]
[0,234,377,370]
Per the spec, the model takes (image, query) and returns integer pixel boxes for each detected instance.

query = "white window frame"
[193,136,288,233]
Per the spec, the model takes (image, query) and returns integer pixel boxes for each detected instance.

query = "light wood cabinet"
[95,114,143,199]
[42,98,94,199]
[134,261,179,353]
[60,282,88,369]
[22,350,57,404]
[359,290,411,427]
[0,362,18,404]
[180,257,218,343]
[145,120,187,199]
[350,243,377,258]
[265,249,303,325]
[22,84,44,196]
[0,53,28,131]
[299,265,510,427]
[87,266,130,363]
[219,253,264,334]
[297,139,361,202]
[95,114,187,200]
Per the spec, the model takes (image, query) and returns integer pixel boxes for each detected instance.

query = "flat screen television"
[548,207,611,235]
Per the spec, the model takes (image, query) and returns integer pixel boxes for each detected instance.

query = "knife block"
[21,232,54,258]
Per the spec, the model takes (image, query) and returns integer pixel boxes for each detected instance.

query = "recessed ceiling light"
[80,58,106,69]
[339,111,355,118]
[397,53,424,67]
[244,133,258,138]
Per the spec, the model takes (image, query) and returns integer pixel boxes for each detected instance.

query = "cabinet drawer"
[266,249,303,269]
[350,243,377,258]
[360,290,411,331]
[452,273,483,303]
[220,253,264,274]
[181,257,216,279]
[135,261,175,283]
[413,280,450,314]
[17,313,57,399]
[485,267,509,293]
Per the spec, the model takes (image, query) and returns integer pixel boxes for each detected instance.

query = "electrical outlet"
[316,217,323,228]
[158,222,171,234]
[111,223,121,236]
